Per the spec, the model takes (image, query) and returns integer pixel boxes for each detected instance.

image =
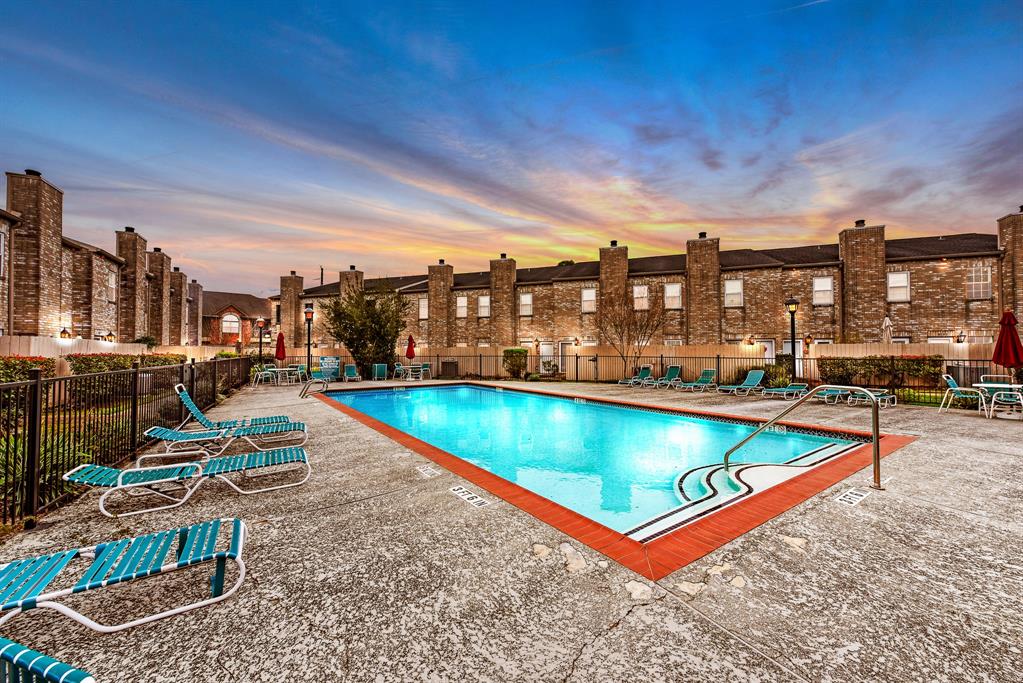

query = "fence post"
[716,354,722,381]
[575,354,579,382]
[22,368,43,525]
[177,362,187,424]
[595,355,600,382]
[189,358,197,399]
[212,359,219,399]
[129,361,140,451]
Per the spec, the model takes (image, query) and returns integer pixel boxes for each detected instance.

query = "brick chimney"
[427,259,454,346]
[187,278,203,346]
[599,239,628,303]
[146,247,172,345]
[169,266,188,345]
[338,265,364,297]
[489,253,517,346]
[279,271,304,345]
[5,170,63,335]
[116,226,150,340]
[998,205,1023,319]
[686,232,721,343]
[838,219,886,342]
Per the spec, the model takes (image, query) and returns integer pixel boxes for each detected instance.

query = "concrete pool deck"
[1,380,1020,681]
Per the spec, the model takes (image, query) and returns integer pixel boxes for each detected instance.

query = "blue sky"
[1,0,1020,294]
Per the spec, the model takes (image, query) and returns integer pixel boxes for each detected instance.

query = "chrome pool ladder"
[722,385,884,490]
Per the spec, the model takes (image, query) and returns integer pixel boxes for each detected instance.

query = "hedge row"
[817,354,945,386]
[65,353,188,375]
[0,356,58,382]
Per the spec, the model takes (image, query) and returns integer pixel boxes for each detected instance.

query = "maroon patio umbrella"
[274,332,287,364]
[992,308,1023,371]
[405,335,416,362]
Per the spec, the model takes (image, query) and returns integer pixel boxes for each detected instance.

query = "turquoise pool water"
[328,385,854,533]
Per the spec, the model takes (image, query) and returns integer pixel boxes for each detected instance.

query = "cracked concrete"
[0,380,1019,681]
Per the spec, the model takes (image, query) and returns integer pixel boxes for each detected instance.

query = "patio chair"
[175,384,289,430]
[253,364,276,386]
[674,369,717,392]
[938,374,987,413]
[987,390,1023,419]
[980,374,1013,383]
[143,420,307,458]
[393,362,407,380]
[420,362,432,379]
[716,369,766,396]
[0,518,246,633]
[64,447,310,517]
[342,364,362,382]
[618,365,652,386]
[643,365,680,388]
[813,388,850,404]
[0,636,94,682]
[760,382,808,400]
[372,363,388,380]
[847,388,897,408]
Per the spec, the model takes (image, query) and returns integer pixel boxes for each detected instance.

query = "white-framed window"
[455,342,468,347]
[664,338,685,346]
[477,340,490,347]
[581,338,598,347]
[477,295,490,318]
[106,268,118,302]
[887,271,910,302]
[966,266,992,300]
[418,297,429,320]
[927,336,953,344]
[968,335,994,344]
[664,283,682,309]
[581,287,596,313]
[456,295,468,318]
[724,279,743,308]
[814,338,834,344]
[891,336,910,344]
[221,314,240,334]
[519,292,533,316]
[812,276,833,306]
[633,285,649,311]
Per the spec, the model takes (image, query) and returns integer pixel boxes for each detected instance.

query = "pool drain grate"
[834,488,871,507]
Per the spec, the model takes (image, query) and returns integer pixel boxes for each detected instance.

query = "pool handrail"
[722,384,883,490]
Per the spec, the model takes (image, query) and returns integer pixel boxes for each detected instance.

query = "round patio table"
[266,367,300,385]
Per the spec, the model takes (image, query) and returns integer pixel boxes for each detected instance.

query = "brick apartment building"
[201,291,272,347]
[272,207,1023,362]
[2,169,204,344]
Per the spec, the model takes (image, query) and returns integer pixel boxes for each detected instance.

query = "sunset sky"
[1,1,1020,294]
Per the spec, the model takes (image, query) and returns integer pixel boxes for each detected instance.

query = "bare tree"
[596,286,669,375]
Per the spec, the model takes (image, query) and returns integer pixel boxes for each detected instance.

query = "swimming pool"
[326,385,864,542]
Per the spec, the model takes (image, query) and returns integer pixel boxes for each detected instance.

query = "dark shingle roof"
[61,236,124,265]
[202,291,272,319]
[884,233,999,259]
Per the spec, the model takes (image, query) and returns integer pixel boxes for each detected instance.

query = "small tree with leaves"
[596,286,668,377]
[319,283,412,376]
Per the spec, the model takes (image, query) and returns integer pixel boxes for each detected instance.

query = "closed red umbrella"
[275,332,287,363]
[992,309,1023,370]
[405,335,416,362]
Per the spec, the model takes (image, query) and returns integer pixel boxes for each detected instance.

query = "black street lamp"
[304,303,314,371]
[256,317,266,364]
[785,297,799,379]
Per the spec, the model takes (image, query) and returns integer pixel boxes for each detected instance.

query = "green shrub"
[503,348,529,379]
[65,353,186,375]
[215,351,239,358]
[0,356,57,382]
[818,355,944,387]
[130,335,158,349]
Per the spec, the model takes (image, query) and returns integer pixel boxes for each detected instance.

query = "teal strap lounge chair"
[342,364,362,382]
[0,518,246,633]
[618,365,652,386]
[65,447,310,517]
[716,369,766,396]
[175,384,289,430]
[144,419,307,458]
[0,637,94,683]
[938,374,987,413]
[847,388,897,408]
[760,382,809,400]
[813,388,850,404]
[643,365,680,388]
[674,368,717,392]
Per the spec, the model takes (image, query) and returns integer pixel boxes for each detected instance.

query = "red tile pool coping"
[313,383,915,580]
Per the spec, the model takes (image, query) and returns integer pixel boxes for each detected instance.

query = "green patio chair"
[643,365,680,388]
[342,363,362,382]
[0,518,246,633]
[674,369,716,392]
[0,636,94,682]
[717,369,766,396]
[372,363,388,380]
[938,374,987,413]
[618,365,652,385]
[65,447,310,517]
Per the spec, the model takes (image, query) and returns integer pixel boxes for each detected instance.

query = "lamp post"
[304,304,314,371]
[256,317,266,364]
[785,297,799,379]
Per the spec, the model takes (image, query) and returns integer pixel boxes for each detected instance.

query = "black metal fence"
[0,356,252,526]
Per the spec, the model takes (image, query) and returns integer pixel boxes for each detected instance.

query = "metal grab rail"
[723,384,883,490]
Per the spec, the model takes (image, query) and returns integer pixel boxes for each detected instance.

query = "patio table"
[266,367,300,385]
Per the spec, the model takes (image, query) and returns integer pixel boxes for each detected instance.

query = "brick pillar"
[69,249,93,338]
[998,206,1023,320]
[146,247,172,345]
[6,169,63,336]
[597,240,629,345]
[187,279,203,346]
[116,226,149,341]
[169,266,188,345]
[489,253,517,347]
[685,233,721,343]
[839,219,886,342]
[279,271,304,346]
[427,259,454,347]
[338,265,364,297]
